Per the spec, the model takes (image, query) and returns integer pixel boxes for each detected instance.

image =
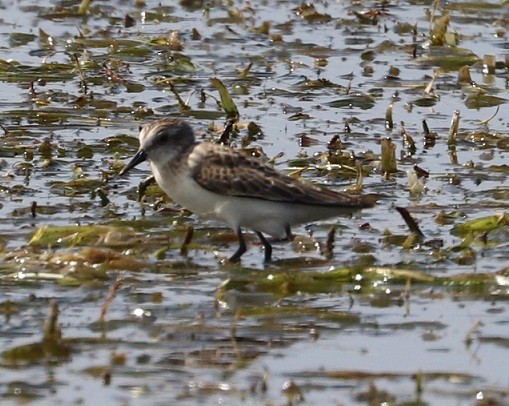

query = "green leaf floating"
[451,213,509,236]
[210,77,239,119]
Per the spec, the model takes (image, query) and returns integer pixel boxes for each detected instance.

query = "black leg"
[229,227,247,262]
[285,224,294,241]
[254,231,273,262]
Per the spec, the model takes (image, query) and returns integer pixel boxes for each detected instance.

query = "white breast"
[150,161,222,218]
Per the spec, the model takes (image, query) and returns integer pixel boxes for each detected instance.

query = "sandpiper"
[120,118,376,262]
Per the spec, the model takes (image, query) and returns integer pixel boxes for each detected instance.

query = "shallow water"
[0,0,508,404]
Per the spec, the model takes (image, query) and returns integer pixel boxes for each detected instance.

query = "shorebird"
[119,118,375,262]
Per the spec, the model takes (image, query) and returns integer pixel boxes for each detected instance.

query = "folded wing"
[190,144,375,208]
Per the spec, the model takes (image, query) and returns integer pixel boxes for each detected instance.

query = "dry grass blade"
[401,122,416,152]
[99,278,122,324]
[381,138,397,175]
[0,123,9,135]
[31,201,37,218]
[403,278,411,316]
[344,119,351,133]
[395,207,425,240]
[479,105,500,126]
[71,53,88,94]
[413,164,429,178]
[422,120,431,137]
[77,0,92,14]
[458,66,472,84]
[43,299,62,341]
[448,110,461,143]
[430,13,451,46]
[482,54,496,74]
[180,225,194,256]
[217,117,237,144]
[464,319,483,348]
[355,160,364,190]
[385,102,394,130]
[424,70,440,94]
[237,61,253,79]
[347,160,364,193]
[321,226,336,259]
[168,81,191,111]
[210,77,239,119]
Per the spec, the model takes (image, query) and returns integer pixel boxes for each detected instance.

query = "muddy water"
[0,1,508,405]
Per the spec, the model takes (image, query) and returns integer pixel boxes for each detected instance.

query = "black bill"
[118,149,148,176]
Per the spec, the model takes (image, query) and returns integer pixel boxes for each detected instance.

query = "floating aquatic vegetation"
[29,224,139,247]
[294,3,331,23]
[0,1,507,404]
[327,93,376,110]
[464,90,507,109]
[451,213,509,237]
[2,300,72,366]
[9,33,37,47]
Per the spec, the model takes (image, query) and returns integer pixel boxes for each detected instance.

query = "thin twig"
[99,278,122,323]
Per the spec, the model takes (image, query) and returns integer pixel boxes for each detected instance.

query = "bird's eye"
[138,125,143,131]
[157,131,169,144]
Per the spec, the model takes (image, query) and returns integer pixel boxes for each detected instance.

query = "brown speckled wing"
[190,144,375,208]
